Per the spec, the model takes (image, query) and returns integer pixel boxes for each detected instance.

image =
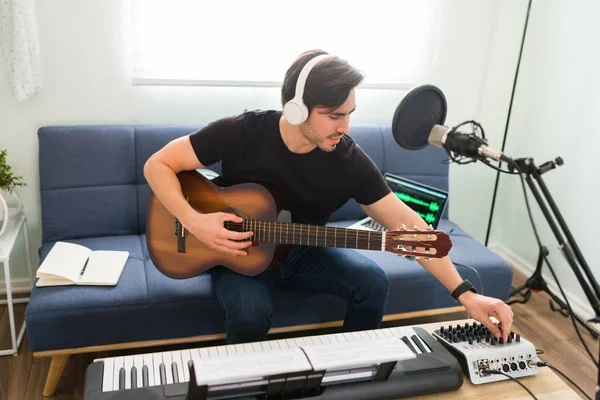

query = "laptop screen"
[383,173,448,229]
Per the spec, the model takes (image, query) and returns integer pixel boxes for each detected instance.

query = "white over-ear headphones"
[283,53,331,125]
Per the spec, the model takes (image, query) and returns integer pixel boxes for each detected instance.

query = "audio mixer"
[432,321,540,384]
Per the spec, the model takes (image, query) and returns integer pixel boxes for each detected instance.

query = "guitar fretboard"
[224,220,384,251]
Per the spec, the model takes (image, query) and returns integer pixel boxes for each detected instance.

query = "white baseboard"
[488,242,599,328]
[0,278,32,296]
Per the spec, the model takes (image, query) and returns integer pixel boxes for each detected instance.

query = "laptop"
[347,173,449,232]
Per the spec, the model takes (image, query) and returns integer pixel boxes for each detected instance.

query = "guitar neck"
[224,220,384,251]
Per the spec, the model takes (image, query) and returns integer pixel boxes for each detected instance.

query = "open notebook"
[36,241,129,287]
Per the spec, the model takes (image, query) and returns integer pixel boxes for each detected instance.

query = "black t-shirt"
[189,110,390,226]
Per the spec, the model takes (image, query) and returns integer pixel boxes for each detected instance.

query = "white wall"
[0,0,527,283]
[489,0,600,319]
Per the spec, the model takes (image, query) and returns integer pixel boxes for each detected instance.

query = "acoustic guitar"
[146,170,452,279]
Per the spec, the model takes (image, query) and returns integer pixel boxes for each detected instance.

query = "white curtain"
[0,0,42,101]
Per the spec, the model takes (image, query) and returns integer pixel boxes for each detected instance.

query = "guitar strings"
[223,220,438,254]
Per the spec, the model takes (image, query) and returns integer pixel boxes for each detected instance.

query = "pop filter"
[392,84,447,150]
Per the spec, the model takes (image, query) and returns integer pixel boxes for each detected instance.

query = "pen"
[80,257,90,277]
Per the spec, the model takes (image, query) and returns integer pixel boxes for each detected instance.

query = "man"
[144,50,514,345]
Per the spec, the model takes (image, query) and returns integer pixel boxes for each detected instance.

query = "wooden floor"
[0,267,598,399]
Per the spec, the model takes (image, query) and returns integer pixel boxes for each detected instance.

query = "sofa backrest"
[38,123,449,243]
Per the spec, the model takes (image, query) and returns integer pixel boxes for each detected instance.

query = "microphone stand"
[500,155,600,398]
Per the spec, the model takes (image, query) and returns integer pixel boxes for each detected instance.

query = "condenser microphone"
[391,84,510,162]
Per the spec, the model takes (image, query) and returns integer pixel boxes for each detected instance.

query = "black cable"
[482,369,538,399]
[508,159,599,367]
[530,360,592,400]
[453,262,484,296]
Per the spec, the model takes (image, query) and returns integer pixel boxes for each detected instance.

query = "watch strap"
[451,279,476,302]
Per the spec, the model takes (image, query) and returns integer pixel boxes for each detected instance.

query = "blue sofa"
[25,123,512,396]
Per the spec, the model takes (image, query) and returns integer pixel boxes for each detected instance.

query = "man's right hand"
[183,212,253,257]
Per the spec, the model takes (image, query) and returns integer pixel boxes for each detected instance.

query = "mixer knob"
[499,337,504,345]
[516,334,521,342]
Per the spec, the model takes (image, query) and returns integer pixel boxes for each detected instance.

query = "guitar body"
[146,170,288,279]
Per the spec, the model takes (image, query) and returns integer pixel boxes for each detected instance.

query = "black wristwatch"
[451,279,476,302]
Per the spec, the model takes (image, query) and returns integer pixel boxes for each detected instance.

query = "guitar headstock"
[384,225,452,259]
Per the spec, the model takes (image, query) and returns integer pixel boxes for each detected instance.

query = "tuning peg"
[428,224,434,230]
[413,225,419,230]
[401,223,407,230]
[424,257,430,260]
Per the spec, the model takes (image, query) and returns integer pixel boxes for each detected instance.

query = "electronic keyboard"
[83,325,464,399]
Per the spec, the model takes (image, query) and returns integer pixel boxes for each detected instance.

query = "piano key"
[217,345,228,357]
[118,367,125,390]
[243,343,254,353]
[225,345,237,356]
[359,331,370,341]
[131,366,137,389]
[142,365,149,387]
[234,344,245,354]
[277,339,289,349]
[134,355,144,388]
[208,347,219,358]
[171,351,185,383]
[252,342,262,352]
[401,336,417,354]
[123,356,133,389]
[101,357,114,392]
[270,340,280,350]
[408,328,431,353]
[342,333,354,342]
[260,341,272,351]
[199,348,210,359]
[159,363,167,385]
[162,352,174,384]
[381,328,395,338]
[366,330,379,340]
[113,357,124,391]
[180,350,191,382]
[152,353,162,387]
[171,362,179,383]
[411,334,428,353]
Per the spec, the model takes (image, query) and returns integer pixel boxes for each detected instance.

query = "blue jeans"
[211,246,391,344]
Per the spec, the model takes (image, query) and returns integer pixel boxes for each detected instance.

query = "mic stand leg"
[507,244,599,338]
[508,246,549,305]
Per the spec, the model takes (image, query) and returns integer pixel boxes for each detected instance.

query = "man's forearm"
[416,257,464,293]
[144,159,197,224]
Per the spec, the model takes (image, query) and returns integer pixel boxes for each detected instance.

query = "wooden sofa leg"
[43,354,70,397]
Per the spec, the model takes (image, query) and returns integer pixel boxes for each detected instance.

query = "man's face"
[301,89,356,152]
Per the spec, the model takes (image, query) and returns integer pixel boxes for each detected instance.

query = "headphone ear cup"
[283,99,308,125]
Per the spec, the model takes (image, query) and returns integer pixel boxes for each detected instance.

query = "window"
[130,0,440,88]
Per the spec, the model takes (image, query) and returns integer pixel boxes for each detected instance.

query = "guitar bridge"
[175,218,186,253]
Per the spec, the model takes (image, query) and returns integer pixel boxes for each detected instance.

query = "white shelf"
[0,210,26,262]
[0,208,33,356]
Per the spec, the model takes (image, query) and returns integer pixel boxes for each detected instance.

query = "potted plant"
[0,149,26,236]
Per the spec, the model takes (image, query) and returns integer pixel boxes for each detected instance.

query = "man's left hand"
[458,291,514,341]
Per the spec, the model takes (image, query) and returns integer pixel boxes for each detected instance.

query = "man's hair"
[281,50,364,114]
